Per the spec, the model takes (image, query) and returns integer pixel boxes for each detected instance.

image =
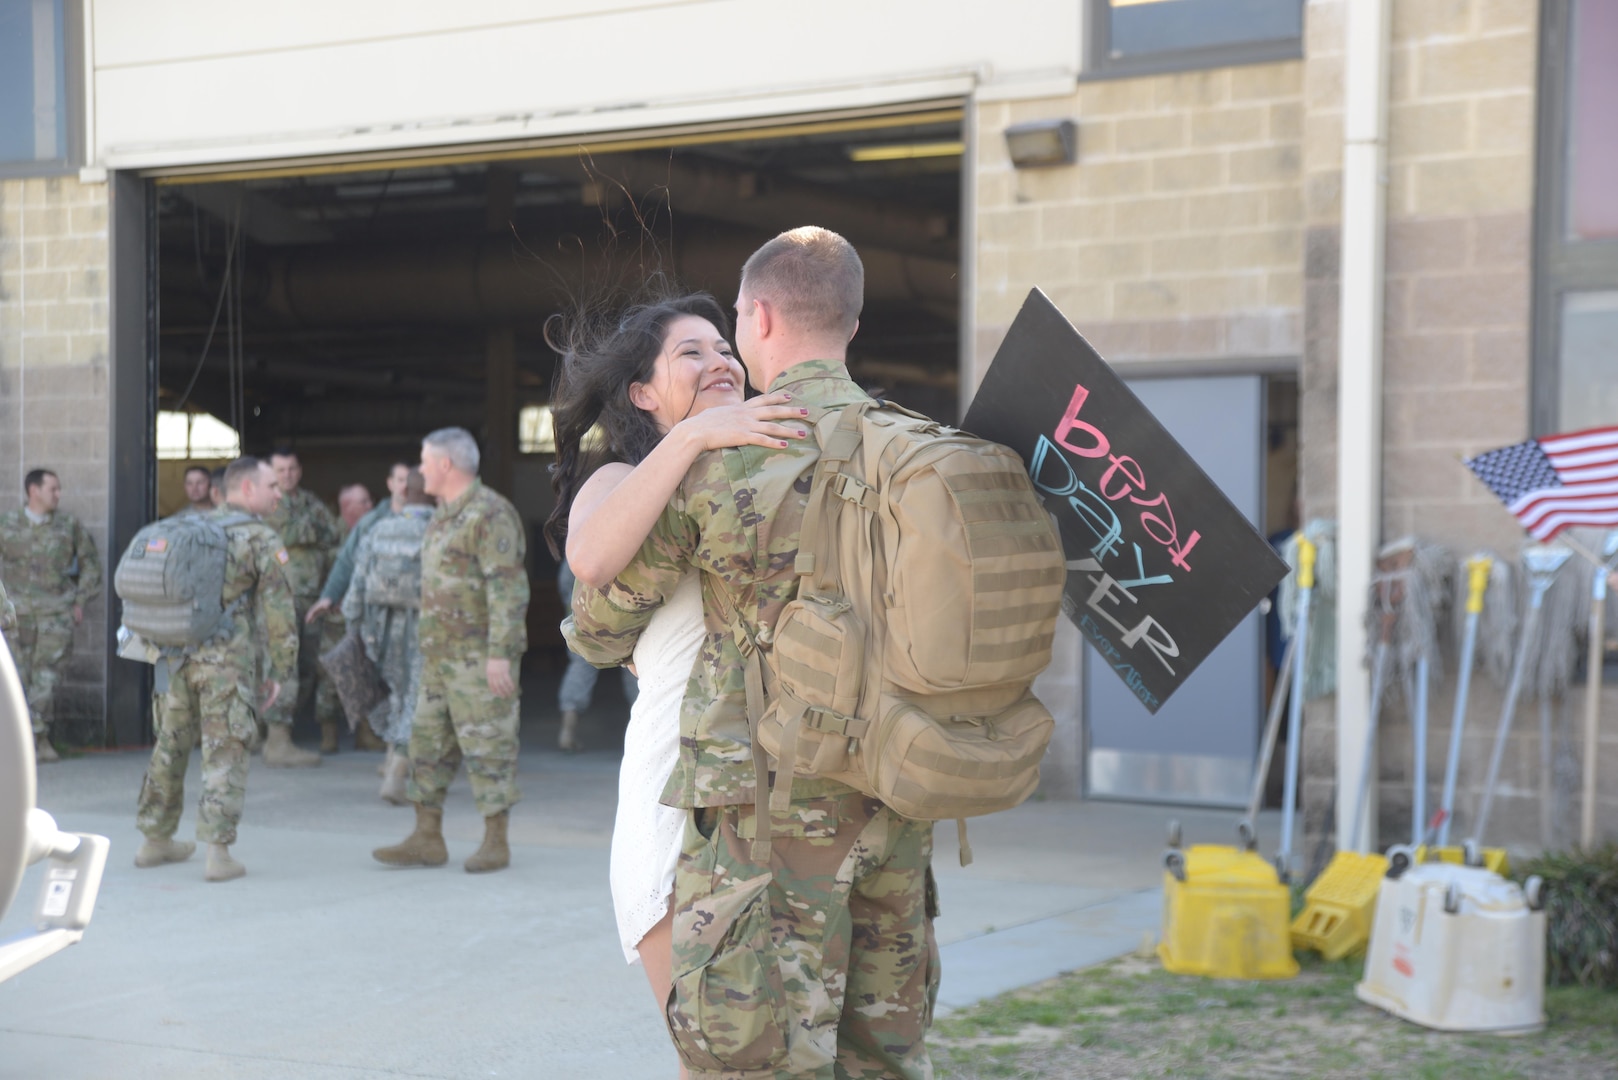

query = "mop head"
[1281,518,1338,700]
[1453,552,1518,690]
[1522,543,1587,702]
[1365,536,1452,696]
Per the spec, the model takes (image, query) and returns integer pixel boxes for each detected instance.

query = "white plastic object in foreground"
[1356,862,1545,1034]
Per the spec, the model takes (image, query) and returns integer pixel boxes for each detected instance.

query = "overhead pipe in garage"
[250,233,958,326]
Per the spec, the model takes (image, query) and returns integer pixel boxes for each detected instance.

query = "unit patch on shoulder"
[275,548,290,565]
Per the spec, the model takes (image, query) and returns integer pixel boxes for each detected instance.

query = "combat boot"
[354,720,386,752]
[204,843,246,882]
[320,720,340,754]
[372,805,448,867]
[464,810,510,874]
[262,723,321,767]
[134,837,195,867]
[34,735,59,763]
[379,751,409,806]
[558,710,581,752]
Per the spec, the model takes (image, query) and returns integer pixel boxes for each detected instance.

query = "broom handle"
[1412,656,1430,846]
[1582,567,1607,850]
[1278,537,1316,875]
[1350,639,1389,851]
[1440,556,1492,846]
[1248,633,1296,829]
[1473,581,1548,847]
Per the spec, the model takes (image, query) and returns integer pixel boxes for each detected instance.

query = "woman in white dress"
[542,293,809,1029]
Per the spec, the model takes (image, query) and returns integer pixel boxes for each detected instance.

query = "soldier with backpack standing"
[131,456,299,882]
[567,228,978,1079]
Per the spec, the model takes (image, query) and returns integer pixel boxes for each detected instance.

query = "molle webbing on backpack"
[115,512,255,650]
[738,400,1065,866]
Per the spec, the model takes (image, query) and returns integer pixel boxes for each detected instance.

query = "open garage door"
[150,105,965,663]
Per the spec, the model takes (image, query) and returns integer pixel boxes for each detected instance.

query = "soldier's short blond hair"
[223,456,267,494]
[423,427,480,475]
[739,226,864,341]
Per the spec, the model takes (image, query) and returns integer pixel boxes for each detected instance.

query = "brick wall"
[0,175,114,742]
[973,60,1306,386]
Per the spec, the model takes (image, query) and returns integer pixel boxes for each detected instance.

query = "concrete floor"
[1,685,1281,1079]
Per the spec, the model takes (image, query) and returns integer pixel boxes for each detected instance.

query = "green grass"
[932,953,1618,1080]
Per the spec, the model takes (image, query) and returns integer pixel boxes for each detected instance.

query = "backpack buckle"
[804,708,869,740]
[831,473,879,512]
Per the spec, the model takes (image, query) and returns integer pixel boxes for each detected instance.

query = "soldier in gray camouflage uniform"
[261,448,338,765]
[0,469,103,763]
[373,428,529,874]
[566,229,938,1079]
[133,456,299,883]
[342,469,434,803]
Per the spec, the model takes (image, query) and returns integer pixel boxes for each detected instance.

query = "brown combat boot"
[558,710,581,752]
[373,805,448,867]
[320,720,340,754]
[262,724,321,767]
[464,810,510,874]
[34,734,60,763]
[354,720,386,752]
[134,837,195,868]
[204,843,246,882]
[379,751,409,806]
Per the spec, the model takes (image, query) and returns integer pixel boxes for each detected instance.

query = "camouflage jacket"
[0,574,14,634]
[565,359,869,809]
[0,507,103,616]
[321,501,393,604]
[263,487,340,600]
[190,505,299,688]
[418,479,530,664]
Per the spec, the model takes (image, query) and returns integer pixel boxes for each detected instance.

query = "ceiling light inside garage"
[847,141,964,162]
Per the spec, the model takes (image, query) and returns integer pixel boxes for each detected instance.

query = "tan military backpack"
[733,400,1065,864]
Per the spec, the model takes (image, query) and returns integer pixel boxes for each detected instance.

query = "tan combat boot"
[464,810,510,874]
[204,843,246,882]
[320,720,340,754]
[354,720,386,752]
[372,805,448,867]
[134,837,195,868]
[558,710,581,752]
[379,751,410,806]
[35,734,59,763]
[262,724,321,767]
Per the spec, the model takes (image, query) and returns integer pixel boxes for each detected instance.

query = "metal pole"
[1582,565,1608,849]
[1350,641,1390,851]
[1248,634,1297,831]
[1412,656,1430,846]
[1440,555,1492,846]
[1278,538,1316,876]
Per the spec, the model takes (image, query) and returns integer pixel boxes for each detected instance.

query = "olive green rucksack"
[730,400,1066,865]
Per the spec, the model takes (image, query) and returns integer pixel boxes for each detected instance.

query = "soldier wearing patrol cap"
[133,456,299,883]
[373,427,530,874]
[0,468,102,763]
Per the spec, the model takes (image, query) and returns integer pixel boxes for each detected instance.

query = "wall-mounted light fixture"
[1004,118,1077,168]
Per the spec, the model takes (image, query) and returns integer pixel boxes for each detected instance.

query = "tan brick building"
[1,0,1612,857]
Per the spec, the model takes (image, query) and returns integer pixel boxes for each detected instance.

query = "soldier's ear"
[628,380,658,414]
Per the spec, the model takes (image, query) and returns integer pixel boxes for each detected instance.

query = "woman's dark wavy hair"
[543,287,733,559]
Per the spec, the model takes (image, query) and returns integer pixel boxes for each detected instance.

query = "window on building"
[156,411,241,461]
[518,405,557,455]
[0,0,72,173]
[1534,0,1618,434]
[1086,0,1304,77]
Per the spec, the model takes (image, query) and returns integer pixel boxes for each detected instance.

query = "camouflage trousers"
[136,658,257,845]
[262,597,344,729]
[668,787,939,1080]
[407,655,520,818]
[11,611,75,736]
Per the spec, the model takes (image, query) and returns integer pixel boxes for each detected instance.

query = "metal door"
[1085,374,1265,806]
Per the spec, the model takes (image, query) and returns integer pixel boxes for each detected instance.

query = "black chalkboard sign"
[963,289,1290,713]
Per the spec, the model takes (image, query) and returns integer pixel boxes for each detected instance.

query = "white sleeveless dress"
[610,572,704,965]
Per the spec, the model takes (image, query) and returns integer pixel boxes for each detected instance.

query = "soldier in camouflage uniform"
[566,229,938,1079]
[133,456,299,883]
[261,449,339,764]
[342,469,434,803]
[0,469,103,763]
[0,574,15,635]
[374,428,529,874]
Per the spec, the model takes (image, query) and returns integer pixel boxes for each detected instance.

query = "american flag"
[1464,425,1618,541]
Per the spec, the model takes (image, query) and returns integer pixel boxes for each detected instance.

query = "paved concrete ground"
[1,683,1280,1078]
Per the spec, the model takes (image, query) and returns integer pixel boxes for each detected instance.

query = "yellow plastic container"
[1159,845,1298,980]
[1414,845,1510,877]
[1291,850,1390,960]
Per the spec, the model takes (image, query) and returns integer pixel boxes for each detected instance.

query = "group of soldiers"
[0,426,531,884]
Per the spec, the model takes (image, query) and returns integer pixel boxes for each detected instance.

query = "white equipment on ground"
[1355,851,1546,1034]
[0,629,110,984]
